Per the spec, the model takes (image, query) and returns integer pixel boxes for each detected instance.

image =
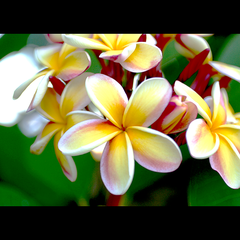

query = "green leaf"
[214,34,240,113]
[188,159,240,206]
[0,124,96,206]
[161,40,189,85]
[0,182,40,206]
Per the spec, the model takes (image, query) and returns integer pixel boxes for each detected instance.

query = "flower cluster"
[4,34,240,196]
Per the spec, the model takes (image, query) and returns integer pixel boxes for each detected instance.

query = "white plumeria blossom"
[0,45,44,126]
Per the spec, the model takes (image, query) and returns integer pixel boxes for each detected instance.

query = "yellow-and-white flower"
[58,73,182,195]
[62,34,162,73]
[30,72,101,182]
[174,80,240,189]
[13,43,91,110]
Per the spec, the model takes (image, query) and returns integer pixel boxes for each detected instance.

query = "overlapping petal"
[186,119,219,159]
[30,122,64,155]
[209,61,240,82]
[58,119,122,156]
[58,43,78,64]
[214,124,240,153]
[98,34,118,49]
[210,134,240,189]
[13,69,49,99]
[99,50,124,62]
[65,110,103,131]
[171,100,198,134]
[90,143,106,162]
[116,34,141,49]
[27,70,55,111]
[18,110,49,138]
[175,34,212,63]
[56,50,91,81]
[174,80,212,126]
[86,74,128,128]
[123,77,172,128]
[211,81,226,129]
[62,34,111,51]
[101,132,134,195]
[36,87,65,123]
[35,44,61,69]
[126,126,182,172]
[154,100,187,134]
[54,130,77,182]
[60,72,93,117]
[120,42,162,73]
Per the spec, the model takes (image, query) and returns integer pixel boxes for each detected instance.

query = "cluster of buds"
[3,34,240,200]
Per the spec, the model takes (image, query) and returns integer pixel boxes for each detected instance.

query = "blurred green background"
[0,34,240,206]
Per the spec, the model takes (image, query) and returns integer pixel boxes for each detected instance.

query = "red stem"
[106,194,122,206]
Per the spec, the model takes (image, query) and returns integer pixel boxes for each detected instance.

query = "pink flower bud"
[152,95,198,134]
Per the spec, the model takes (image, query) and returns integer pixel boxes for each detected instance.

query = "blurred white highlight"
[0,45,43,126]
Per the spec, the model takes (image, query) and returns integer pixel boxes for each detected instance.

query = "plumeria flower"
[13,43,91,111]
[58,73,182,195]
[174,80,240,189]
[0,45,43,126]
[30,72,101,182]
[151,95,198,134]
[62,34,162,73]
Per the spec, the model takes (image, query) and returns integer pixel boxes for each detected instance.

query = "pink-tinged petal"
[116,34,141,49]
[186,118,219,159]
[58,119,122,156]
[57,50,91,81]
[120,42,162,73]
[126,126,182,172]
[30,122,64,155]
[99,50,123,62]
[62,34,111,51]
[36,87,65,123]
[101,132,134,195]
[210,134,240,189]
[27,70,55,111]
[65,110,103,131]
[152,95,187,134]
[209,61,240,82]
[214,124,240,154]
[46,34,63,43]
[54,130,77,182]
[175,34,212,63]
[211,81,226,128]
[86,74,128,128]
[123,77,172,128]
[114,43,136,63]
[60,72,93,117]
[174,80,212,127]
[35,44,62,69]
[171,100,198,134]
[155,95,198,134]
